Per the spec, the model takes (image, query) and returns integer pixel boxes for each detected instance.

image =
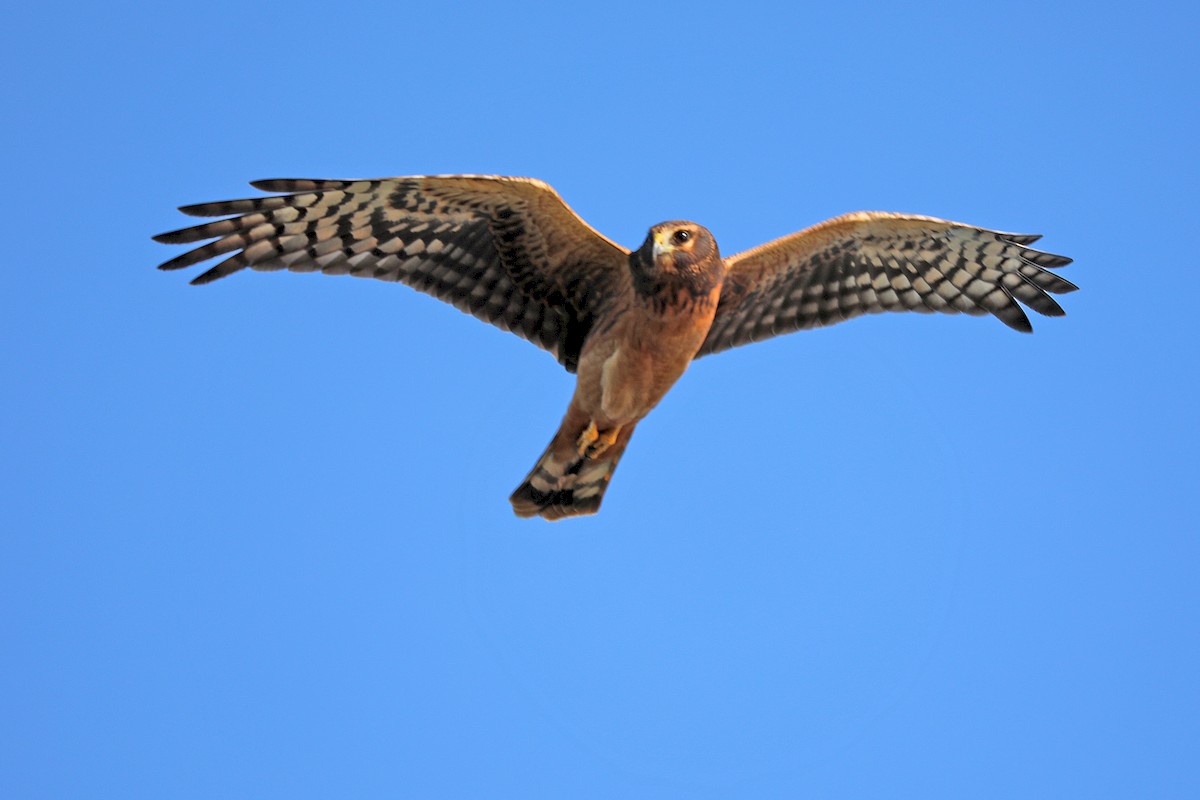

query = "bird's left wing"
[696,212,1075,358]
[155,176,630,372]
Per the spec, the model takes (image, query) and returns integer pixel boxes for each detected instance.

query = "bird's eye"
[671,229,692,246]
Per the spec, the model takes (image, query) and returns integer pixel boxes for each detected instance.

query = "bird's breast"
[579,285,721,425]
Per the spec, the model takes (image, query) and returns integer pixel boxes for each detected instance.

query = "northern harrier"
[155,176,1075,520]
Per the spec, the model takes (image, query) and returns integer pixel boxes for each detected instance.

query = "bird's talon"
[576,422,599,456]
[584,427,620,459]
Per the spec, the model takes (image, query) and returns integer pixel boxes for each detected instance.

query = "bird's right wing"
[697,212,1075,357]
[155,175,631,372]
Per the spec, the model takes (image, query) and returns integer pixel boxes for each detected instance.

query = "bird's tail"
[510,414,637,521]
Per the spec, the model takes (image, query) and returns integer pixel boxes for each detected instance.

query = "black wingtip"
[157,254,192,272]
[249,178,344,192]
[189,271,219,286]
[1019,248,1073,268]
[153,228,203,245]
[999,301,1034,334]
[178,202,215,217]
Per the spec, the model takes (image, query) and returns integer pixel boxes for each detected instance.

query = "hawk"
[155,175,1075,520]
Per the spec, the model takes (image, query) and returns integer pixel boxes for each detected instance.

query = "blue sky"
[2,1,1197,797]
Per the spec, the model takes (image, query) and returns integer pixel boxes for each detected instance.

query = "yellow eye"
[671,229,692,246]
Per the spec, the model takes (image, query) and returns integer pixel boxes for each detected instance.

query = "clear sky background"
[2,1,1197,797]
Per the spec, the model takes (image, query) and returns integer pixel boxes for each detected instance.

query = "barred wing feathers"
[698,212,1075,357]
[155,176,630,372]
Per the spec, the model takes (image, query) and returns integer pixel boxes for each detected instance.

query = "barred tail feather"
[510,422,636,521]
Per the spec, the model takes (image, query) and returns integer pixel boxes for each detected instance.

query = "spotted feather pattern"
[155,176,630,372]
[697,212,1075,357]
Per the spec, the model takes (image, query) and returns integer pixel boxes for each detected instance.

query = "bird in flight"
[156,175,1075,520]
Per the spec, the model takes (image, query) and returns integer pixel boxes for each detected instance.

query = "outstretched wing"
[696,212,1075,357]
[155,176,630,372]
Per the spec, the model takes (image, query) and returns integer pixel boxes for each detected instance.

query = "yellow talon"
[579,424,620,459]
[576,421,599,456]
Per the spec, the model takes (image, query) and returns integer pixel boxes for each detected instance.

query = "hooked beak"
[651,229,670,260]
[641,229,671,264]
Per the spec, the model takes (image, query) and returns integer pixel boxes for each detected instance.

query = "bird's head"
[631,221,723,299]
[636,221,718,272]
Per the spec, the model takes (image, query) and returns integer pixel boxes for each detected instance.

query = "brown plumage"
[155,175,1076,520]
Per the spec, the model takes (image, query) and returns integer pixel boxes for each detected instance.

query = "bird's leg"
[588,426,621,458]
[576,421,599,456]
[577,421,621,459]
